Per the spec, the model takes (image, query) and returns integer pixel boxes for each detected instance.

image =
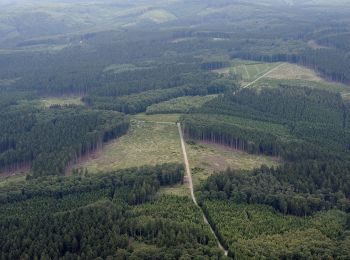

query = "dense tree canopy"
[0,104,129,177]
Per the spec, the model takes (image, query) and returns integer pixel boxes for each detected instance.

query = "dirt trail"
[177,123,228,256]
[243,63,284,88]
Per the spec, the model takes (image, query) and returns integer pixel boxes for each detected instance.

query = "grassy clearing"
[266,63,323,82]
[76,120,182,173]
[146,95,217,114]
[40,96,83,107]
[235,62,279,82]
[186,140,280,188]
[214,59,279,84]
[213,60,348,93]
[76,113,189,196]
[215,60,350,94]
[75,112,279,194]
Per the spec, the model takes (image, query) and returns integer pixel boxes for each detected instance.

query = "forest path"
[243,63,284,88]
[177,123,229,256]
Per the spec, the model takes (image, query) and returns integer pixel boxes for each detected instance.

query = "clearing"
[213,59,280,84]
[75,112,279,196]
[75,119,182,173]
[265,63,324,82]
[213,60,350,94]
[186,140,279,187]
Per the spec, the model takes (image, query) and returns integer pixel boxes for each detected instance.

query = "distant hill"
[1,0,350,49]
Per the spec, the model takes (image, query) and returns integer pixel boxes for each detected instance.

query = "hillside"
[1,0,350,259]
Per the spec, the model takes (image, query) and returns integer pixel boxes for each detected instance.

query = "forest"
[1,0,350,259]
[0,102,129,177]
[0,164,226,259]
[179,71,350,258]
[181,86,350,158]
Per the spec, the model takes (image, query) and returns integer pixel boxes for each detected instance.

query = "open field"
[40,96,83,107]
[75,112,279,195]
[214,60,280,84]
[215,59,350,94]
[75,120,182,173]
[266,63,324,82]
[186,140,280,187]
[76,114,188,196]
[233,60,278,81]
[236,63,278,82]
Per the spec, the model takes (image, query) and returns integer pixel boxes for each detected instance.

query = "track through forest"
[243,63,284,88]
[177,123,229,256]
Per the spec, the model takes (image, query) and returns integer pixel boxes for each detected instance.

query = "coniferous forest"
[1,0,350,259]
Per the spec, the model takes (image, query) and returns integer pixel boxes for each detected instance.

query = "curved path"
[177,123,228,256]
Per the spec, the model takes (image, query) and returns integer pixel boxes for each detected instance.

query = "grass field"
[214,59,350,94]
[75,115,188,195]
[74,112,280,195]
[186,140,280,187]
[40,96,83,107]
[266,63,323,82]
[214,59,280,84]
[76,120,182,173]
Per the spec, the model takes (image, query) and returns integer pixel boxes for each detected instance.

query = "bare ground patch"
[266,63,324,82]
[186,140,280,187]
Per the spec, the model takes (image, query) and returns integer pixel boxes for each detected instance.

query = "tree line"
[0,104,129,177]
